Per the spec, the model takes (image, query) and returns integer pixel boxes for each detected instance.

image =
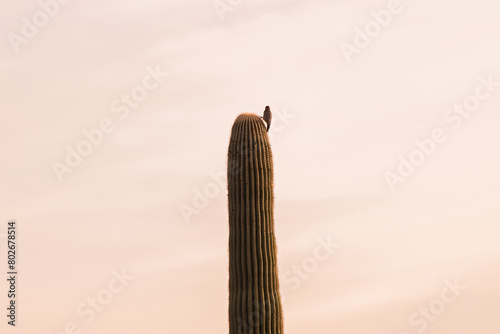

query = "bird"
[262,106,272,132]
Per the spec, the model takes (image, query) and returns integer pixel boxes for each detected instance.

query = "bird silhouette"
[262,106,272,132]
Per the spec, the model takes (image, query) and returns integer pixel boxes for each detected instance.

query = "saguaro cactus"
[227,113,284,334]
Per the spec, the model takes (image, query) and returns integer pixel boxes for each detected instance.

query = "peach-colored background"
[1,0,499,333]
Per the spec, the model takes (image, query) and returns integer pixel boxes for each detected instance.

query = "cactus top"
[227,113,283,334]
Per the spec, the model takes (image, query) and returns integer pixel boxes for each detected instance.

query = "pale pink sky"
[1,0,499,334]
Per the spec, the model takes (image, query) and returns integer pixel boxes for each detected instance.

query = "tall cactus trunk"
[227,113,284,334]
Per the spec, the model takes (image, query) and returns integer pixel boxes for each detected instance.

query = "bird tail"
[267,123,270,132]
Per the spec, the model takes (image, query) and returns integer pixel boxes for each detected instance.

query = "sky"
[1,0,499,333]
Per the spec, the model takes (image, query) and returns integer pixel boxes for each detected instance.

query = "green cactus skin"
[227,113,283,334]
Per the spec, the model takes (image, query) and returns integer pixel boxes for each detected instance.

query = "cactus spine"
[227,113,283,334]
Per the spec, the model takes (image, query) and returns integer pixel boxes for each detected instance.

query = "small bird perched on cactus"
[262,106,272,132]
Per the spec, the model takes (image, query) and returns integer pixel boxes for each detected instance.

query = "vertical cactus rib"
[229,117,242,334]
[248,119,260,334]
[227,113,283,334]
